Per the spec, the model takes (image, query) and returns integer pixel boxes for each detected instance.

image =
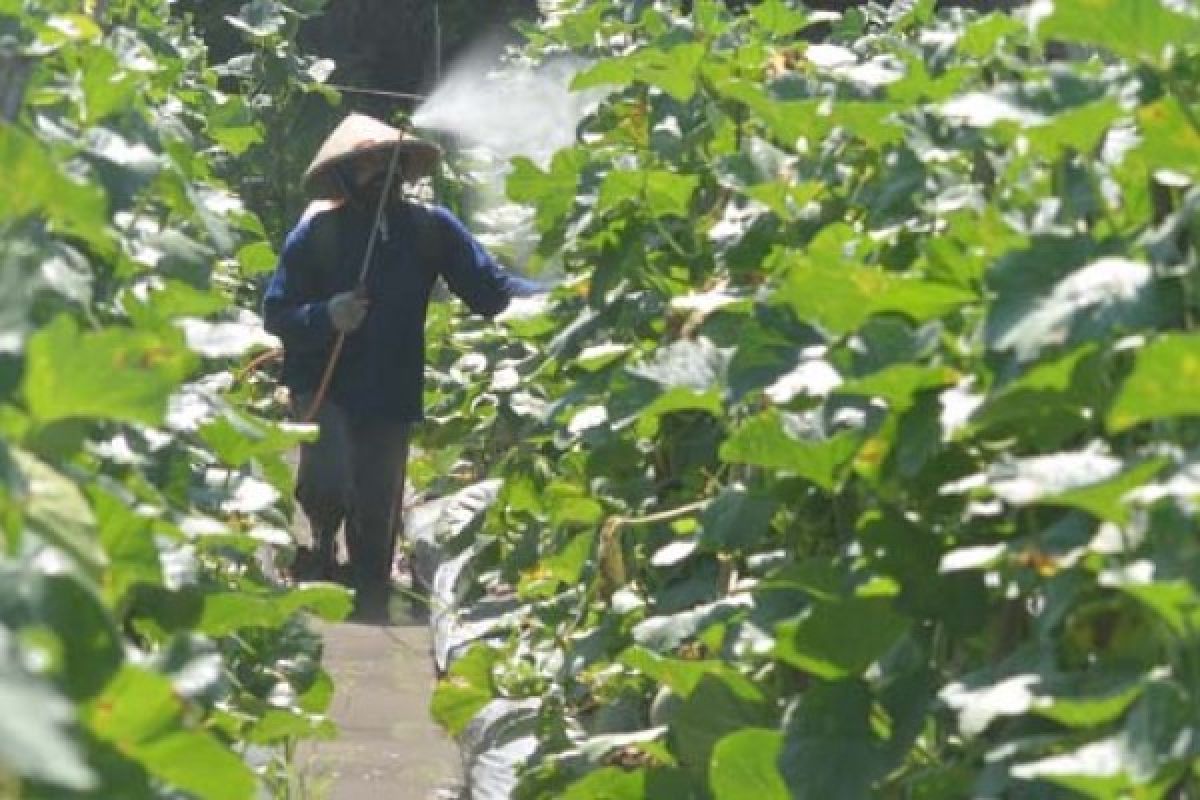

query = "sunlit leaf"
[1108,333,1200,431]
[24,315,195,426]
[1037,0,1200,69]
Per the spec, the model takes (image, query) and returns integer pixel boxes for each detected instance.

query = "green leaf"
[1137,98,1200,182]
[635,388,724,437]
[780,680,893,799]
[0,126,109,249]
[137,279,231,320]
[991,258,1165,362]
[969,343,1100,436]
[773,257,975,335]
[225,0,286,38]
[1114,580,1200,638]
[627,338,728,391]
[0,652,94,790]
[24,315,195,427]
[715,81,830,149]
[20,575,123,702]
[560,766,693,799]
[750,0,811,38]
[1012,681,1191,797]
[599,169,699,219]
[197,584,352,636]
[198,411,314,469]
[431,644,498,736]
[507,149,587,232]
[836,364,959,415]
[80,47,138,125]
[1108,333,1200,431]
[1025,99,1123,160]
[1033,674,1144,729]
[538,530,595,588]
[139,728,259,800]
[572,42,706,102]
[1037,0,1200,69]
[91,486,162,604]
[620,646,748,699]
[710,728,788,800]
[957,13,1026,59]
[774,594,909,679]
[671,674,773,780]
[235,241,278,277]
[697,486,776,555]
[13,449,106,571]
[720,410,862,491]
[246,709,335,744]
[1045,458,1165,523]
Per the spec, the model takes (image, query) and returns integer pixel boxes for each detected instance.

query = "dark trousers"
[293,394,410,607]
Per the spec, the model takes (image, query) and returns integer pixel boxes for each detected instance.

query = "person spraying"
[263,113,541,622]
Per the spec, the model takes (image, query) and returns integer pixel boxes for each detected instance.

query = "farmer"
[263,113,540,621]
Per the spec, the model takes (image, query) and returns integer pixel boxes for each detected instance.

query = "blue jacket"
[263,201,539,422]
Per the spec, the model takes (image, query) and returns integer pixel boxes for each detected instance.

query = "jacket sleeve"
[261,217,336,351]
[432,207,545,318]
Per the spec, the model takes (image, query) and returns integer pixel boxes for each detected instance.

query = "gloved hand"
[328,289,368,332]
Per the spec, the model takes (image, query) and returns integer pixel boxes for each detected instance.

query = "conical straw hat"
[303,113,441,198]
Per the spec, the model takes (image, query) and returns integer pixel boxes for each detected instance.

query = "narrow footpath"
[301,609,461,799]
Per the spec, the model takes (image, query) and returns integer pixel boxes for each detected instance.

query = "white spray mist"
[412,40,597,273]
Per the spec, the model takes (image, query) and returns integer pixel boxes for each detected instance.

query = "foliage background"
[416,0,1200,798]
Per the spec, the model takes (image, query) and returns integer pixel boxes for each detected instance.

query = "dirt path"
[301,609,461,799]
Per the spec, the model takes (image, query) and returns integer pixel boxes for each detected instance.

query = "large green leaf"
[0,644,94,791]
[507,150,586,231]
[23,315,195,427]
[560,766,694,799]
[835,364,959,415]
[634,388,725,437]
[620,646,749,699]
[196,584,352,635]
[697,486,776,555]
[968,343,1100,440]
[1137,98,1200,182]
[13,449,106,572]
[91,487,163,604]
[17,572,123,702]
[598,169,700,219]
[720,410,862,491]
[991,258,1166,362]
[1107,333,1200,431]
[430,644,498,736]
[1037,0,1200,69]
[88,666,257,800]
[779,681,893,800]
[774,594,909,680]
[710,728,788,800]
[572,42,707,102]
[0,126,109,248]
[671,674,773,780]
[1011,681,1192,798]
[773,258,975,335]
[749,0,811,38]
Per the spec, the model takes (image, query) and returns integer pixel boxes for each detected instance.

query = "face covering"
[358,173,400,207]
[334,161,404,210]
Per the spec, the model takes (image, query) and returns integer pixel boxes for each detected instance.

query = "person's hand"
[328,289,368,332]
